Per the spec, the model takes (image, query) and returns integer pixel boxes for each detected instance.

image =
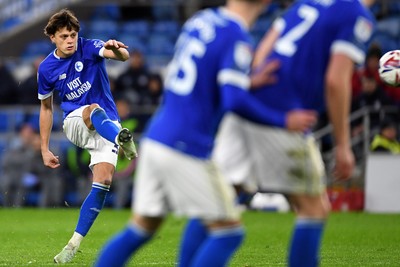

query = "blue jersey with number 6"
[253,0,375,116]
[145,8,287,159]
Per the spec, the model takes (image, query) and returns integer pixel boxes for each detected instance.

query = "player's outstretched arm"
[40,96,60,169]
[103,39,129,61]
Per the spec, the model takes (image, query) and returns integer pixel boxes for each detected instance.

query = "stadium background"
[0,0,399,210]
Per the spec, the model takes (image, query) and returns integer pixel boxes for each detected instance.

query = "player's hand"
[285,110,318,132]
[333,145,355,181]
[42,150,60,169]
[250,59,280,89]
[104,39,128,50]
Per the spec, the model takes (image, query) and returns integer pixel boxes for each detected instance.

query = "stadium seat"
[372,31,399,53]
[120,20,150,39]
[90,4,121,20]
[88,19,119,38]
[376,17,400,39]
[152,0,179,20]
[152,20,180,38]
[0,138,7,155]
[119,34,148,54]
[0,16,22,32]
[22,40,53,59]
[0,111,9,132]
[147,34,175,55]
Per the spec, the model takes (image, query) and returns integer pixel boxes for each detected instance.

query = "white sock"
[69,232,84,247]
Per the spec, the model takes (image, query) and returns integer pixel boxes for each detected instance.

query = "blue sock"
[178,219,208,267]
[75,183,109,236]
[94,223,152,267]
[191,225,244,267]
[289,218,325,267]
[90,107,120,144]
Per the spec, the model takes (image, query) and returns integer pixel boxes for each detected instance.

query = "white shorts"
[63,105,121,169]
[213,113,257,192]
[215,115,326,195]
[133,138,240,221]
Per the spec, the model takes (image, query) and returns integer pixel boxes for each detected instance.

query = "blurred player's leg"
[190,225,244,267]
[177,218,208,267]
[288,193,330,267]
[247,125,329,267]
[288,218,325,267]
[94,222,154,267]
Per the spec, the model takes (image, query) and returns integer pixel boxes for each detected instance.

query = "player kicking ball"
[37,9,137,263]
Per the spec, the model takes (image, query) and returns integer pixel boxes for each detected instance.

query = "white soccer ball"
[379,49,400,87]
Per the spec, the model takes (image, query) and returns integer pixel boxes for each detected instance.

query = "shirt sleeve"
[217,40,252,91]
[37,68,53,100]
[85,39,106,58]
[331,7,375,65]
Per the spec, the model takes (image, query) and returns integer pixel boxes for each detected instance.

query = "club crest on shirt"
[75,61,83,72]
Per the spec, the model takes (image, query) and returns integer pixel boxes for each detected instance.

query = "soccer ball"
[379,50,400,87]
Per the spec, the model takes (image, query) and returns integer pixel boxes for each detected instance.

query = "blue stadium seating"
[0,17,22,32]
[376,16,400,39]
[119,34,148,54]
[147,34,175,56]
[120,20,151,39]
[88,19,119,38]
[21,40,53,59]
[152,20,180,38]
[0,112,9,133]
[372,31,399,54]
[90,4,121,20]
[151,0,179,20]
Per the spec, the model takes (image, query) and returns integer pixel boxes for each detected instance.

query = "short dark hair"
[44,9,80,36]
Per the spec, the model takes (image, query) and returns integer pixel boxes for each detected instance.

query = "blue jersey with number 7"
[253,0,375,115]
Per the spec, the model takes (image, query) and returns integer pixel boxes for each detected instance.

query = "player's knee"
[133,214,163,232]
[102,178,112,186]
[89,103,101,111]
[206,219,242,230]
[292,197,330,219]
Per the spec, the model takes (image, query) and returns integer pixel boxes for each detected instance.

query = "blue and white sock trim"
[295,218,325,228]
[209,225,244,237]
[92,182,110,191]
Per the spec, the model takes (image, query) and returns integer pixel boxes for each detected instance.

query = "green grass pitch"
[0,208,399,266]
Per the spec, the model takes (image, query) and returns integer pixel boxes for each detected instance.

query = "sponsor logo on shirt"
[65,77,92,100]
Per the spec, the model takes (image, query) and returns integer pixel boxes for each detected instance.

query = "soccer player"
[37,9,137,263]
[94,0,318,266]
[215,0,376,266]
